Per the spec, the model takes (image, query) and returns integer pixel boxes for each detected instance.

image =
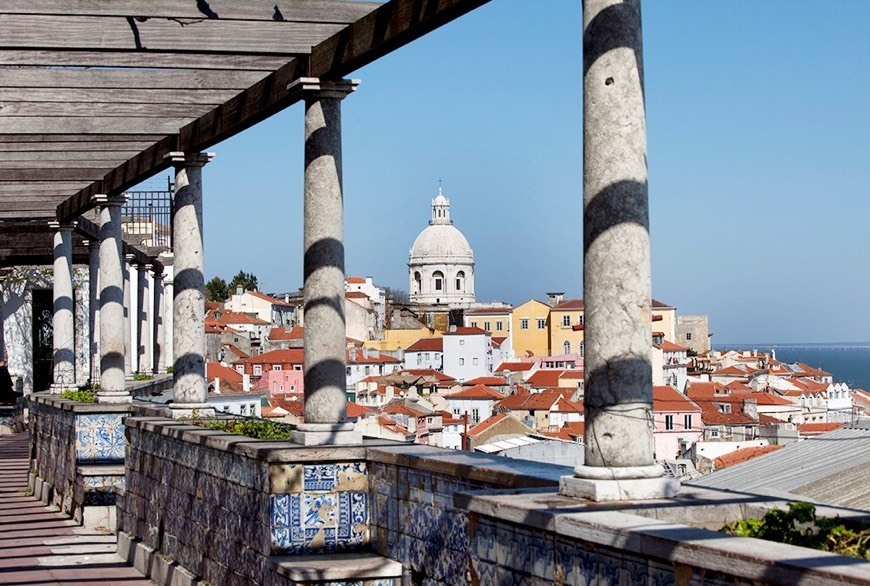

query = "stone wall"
[28,393,129,525]
[366,446,566,586]
[122,414,377,585]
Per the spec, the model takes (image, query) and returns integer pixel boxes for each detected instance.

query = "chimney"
[743,398,758,421]
[214,378,221,394]
[236,286,244,295]
[243,374,251,392]
[546,292,564,306]
[284,294,290,303]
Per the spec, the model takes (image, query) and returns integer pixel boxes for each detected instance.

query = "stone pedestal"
[93,194,131,404]
[50,221,77,392]
[288,78,360,445]
[560,0,678,500]
[168,152,213,416]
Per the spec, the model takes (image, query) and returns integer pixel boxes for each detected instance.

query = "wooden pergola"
[0,0,489,260]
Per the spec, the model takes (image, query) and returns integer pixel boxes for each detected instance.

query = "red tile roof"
[267,327,305,341]
[206,362,243,384]
[659,340,689,352]
[464,376,507,387]
[495,361,534,372]
[443,326,487,336]
[465,307,513,315]
[346,276,366,284]
[347,351,401,364]
[714,445,782,469]
[526,370,565,387]
[249,290,293,307]
[552,396,584,413]
[405,337,444,353]
[653,386,701,413]
[797,422,845,436]
[491,336,507,348]
[542,421,585,441]
[345,291,369,300]
[377,415,410,437]
[225,344,250,359]
[207,310,269,326]
[382,401,427,417]
[347,402,375,418]
[551,299,584,310]
[235,348,304,365]
[467,413,510,436]
[446,384,503,400]
[494,388,573,411]
[399,369,458,384]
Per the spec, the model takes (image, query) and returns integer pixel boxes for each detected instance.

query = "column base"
[168,403,215,419]
[292,422,361,446]
[50,383,75,394]
[95,391,132,405]
[560,464,680,502]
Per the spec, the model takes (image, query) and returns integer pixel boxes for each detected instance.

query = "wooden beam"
[0,152,139,162]
[0,134,166,143]
[0,160,126,170]
[0,182,88,193]
[0,16,342,54]
[0,168,112,182]
[0,142,155,153]
[0,50,291,71]
[310,0,491,79]
[0,1,381,23]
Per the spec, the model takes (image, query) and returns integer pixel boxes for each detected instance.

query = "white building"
[444,384,503,425]
[225,288,296,327]
[346,276,386,333]
[442,327,491,382]
[403,337,443,371]
[408,187,475,307]
[346,348,401,391]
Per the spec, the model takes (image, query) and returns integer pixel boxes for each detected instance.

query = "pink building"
[653,385,702,460]
[257,369,304,399]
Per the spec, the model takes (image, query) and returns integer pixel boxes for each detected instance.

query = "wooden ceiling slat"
[0,117,194,135]
[0,51,292,70]
[0,143,154,153]
[0,152,140,161]
[1,102,221,118]
[0,182,89,193]
[0,168,111,182]
[0,15,343,54]
[0,1,381,24]
[0,69,267,90]
[0,134,165,143]
[0,88,236,105]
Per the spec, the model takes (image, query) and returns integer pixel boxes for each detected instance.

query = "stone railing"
[116,412,870,586]
[28,392,129,528]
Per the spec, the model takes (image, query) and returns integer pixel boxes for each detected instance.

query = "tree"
[383,287,409,305]
[205,277,229,302]
[229,270,259,293]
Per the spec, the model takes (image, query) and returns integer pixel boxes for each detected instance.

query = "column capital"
[167,152,214,168]
[125,253,136,264]
[142,263,154,272]
[287,77,359,101]
[48,220,77,232]
[91,193,127,208]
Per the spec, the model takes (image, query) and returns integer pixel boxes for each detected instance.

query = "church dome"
[408,186,475,306]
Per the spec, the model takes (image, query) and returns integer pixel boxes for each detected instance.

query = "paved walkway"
[0,433,153,585]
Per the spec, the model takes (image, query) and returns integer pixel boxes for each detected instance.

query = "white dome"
[410,224,473,262]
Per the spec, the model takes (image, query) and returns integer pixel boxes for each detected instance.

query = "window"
[537,318,546,330]
[665,415,674,430]
[563,341,571,355]
[470,321,478,328]
[578,315,584,326]
[684,414,693,430]
[686,332,693,341]
[472,408,480,423]
[253,365,262,376]
[424,353,430,360]
[273,364,282,371]
[364,366,370,375]
[496,322,503,331]
[459,358,465,366]
[433,270,444,291]
[459,340,465,346]
[417,354,422,365]
[293,365,302,371]
[346,366,351,375]
[235,365,244,374]
[579,341,585,357]
[473,358,479,365]
[710,428,719,438]
[484,321,491,331]
[520,318,529,330]
[562,315,571,327]
[455,270,465,292]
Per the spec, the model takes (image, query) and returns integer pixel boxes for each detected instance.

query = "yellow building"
[511,299,551,358]
[362,327,441,353]
[548,299,586,356]
[464,307,512,338]
[652,299,677,343]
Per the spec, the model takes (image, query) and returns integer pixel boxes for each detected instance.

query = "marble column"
[49,221,76,392]
[139,263,153,374]
[86,239,100,385]
[123,255,135,379]
[94,194,130,403]
[168,152,214,416]
[560,0,678,501]
[288,78,360,445]
[161,260,174,374]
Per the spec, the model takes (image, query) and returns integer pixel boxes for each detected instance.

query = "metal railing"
[122,178,174,250]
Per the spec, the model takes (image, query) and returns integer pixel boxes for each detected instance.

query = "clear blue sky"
[145,1,870,345]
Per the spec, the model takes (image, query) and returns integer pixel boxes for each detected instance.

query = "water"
[716,345,870,391]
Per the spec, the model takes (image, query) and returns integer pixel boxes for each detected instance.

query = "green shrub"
[722,502,870,559]
[60,388,96,403]
[198,417,294,441]
[133,373,152,381]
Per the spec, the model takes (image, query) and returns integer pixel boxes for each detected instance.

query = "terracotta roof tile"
[405,338,444,353]
[443,326,487,336]
[446,384,503,400]
[464,376,508,387]
[714,445,782,469]
[653,386,701,413]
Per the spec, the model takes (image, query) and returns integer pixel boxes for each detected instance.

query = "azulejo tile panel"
[75,414,125,462]
[270,490,368,554]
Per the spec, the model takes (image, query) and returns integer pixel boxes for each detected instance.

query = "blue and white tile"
[75,413,125,462]
[303,464,336,491]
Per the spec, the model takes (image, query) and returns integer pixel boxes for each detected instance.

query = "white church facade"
[408,188,475,307]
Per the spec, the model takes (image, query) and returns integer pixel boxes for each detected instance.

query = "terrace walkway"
[0,433,151,585]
